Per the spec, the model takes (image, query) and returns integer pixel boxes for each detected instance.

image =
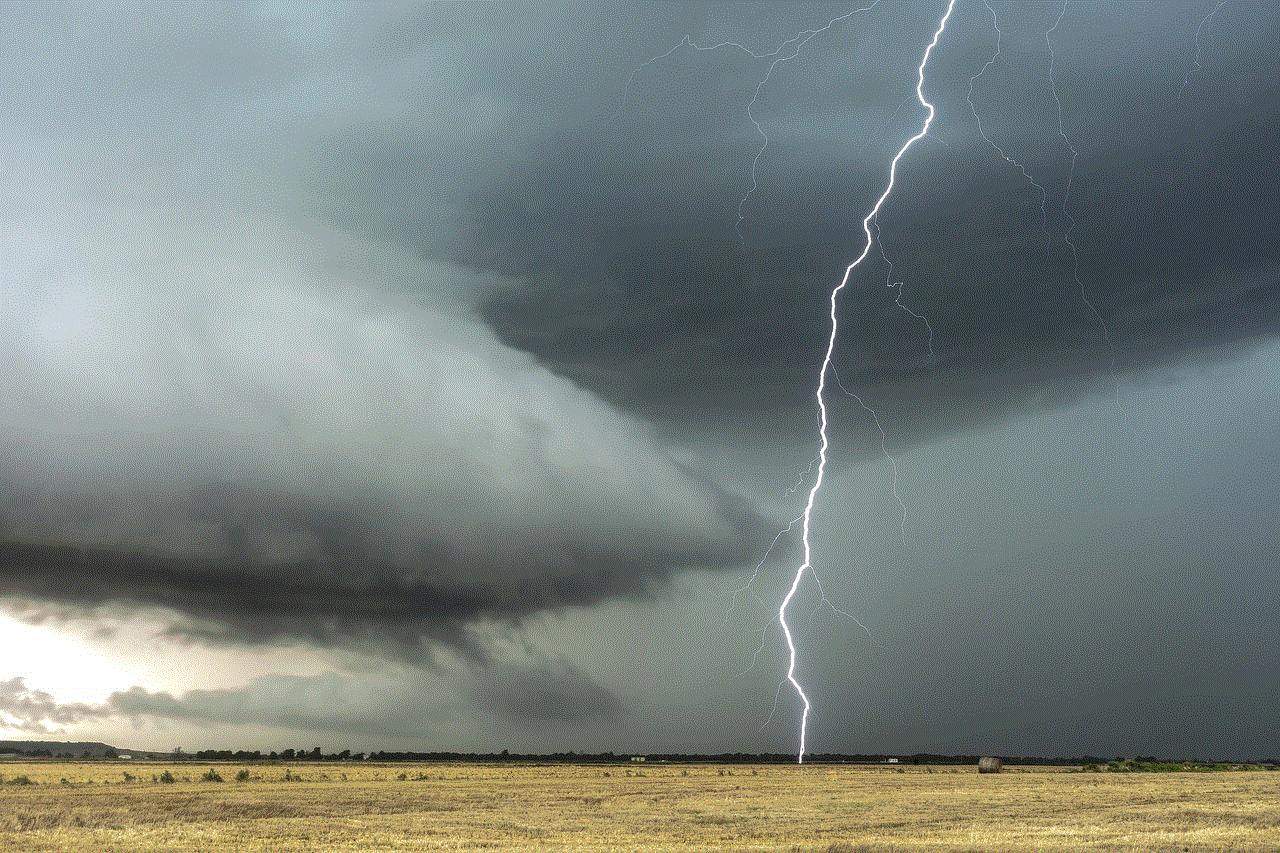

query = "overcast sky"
[1,1,1276,762]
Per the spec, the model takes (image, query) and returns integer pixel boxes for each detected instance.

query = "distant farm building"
[630,756,646,762]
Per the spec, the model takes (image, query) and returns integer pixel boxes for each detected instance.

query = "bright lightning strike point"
[782,0,955,765]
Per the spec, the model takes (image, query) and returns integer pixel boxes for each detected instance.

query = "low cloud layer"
[0,677,101,735]
[2,651,621,738]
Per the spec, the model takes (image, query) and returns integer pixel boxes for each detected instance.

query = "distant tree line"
[6,743,1277,766]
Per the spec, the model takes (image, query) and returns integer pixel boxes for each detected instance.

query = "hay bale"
[978,756,1002,774]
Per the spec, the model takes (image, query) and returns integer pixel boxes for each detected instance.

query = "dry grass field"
[1,761,1277,852]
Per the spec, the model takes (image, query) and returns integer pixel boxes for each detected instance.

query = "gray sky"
[1,1,1276,761]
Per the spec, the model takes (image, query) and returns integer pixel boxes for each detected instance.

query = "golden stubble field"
[1,761,1277,852]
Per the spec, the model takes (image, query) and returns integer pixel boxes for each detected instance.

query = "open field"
[1,761,1277,852]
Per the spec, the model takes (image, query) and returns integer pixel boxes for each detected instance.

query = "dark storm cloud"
[0,244,770,656]
[1,1,1276,760]
[467,2,1280,445]
[0,475,764,660]
[0,2,772,662]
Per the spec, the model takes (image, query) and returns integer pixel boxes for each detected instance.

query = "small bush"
[159,770,175,784]
[202,770,224,783]
[122,772,135,782]
[235,769,251,782]
[397,772,408,781]
[7,775,34,785]
[283,770,301,782]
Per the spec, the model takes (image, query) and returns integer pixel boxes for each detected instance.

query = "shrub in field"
[202,770,224,782]
[122,772,135,782]
[7,775,34,785]
[159,770,175,784]
[236,769,251,782]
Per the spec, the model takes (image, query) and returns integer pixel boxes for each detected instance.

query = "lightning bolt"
[783,0,956,764]
[1182,0,1230,100]
[873,219,935,362]
[967,0,1052,255]
[832,365,907,550]
[614,0,1237,767]
[617,4,896,747]
[1046,3,1115,378]
[614,4,880,249]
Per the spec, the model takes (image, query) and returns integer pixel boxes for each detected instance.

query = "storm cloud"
[0,167,769,657]
[0,1,782,670]
[475,2,1279,443]
[1,2,1277,759]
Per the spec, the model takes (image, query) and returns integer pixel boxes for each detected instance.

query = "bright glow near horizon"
[0,615,136,710]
